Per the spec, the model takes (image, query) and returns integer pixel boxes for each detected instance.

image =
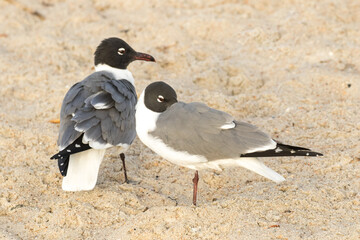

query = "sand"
[0,0,359,239]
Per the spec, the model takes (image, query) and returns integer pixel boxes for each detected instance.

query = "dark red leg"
[120,153,128,183]
[192,170,199,206]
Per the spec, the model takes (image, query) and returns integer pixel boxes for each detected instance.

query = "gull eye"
[157,95,165,102]
[118,48,125,55]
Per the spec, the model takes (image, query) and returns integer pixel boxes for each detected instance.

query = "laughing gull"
[50,38,155,191]
[136,81,323,205]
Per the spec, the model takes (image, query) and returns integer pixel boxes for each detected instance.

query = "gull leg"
[192,170,199,206]
[120,153,128,183]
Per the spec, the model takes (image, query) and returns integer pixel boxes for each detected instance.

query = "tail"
[241,143,323,158]
[61,149,106,191]
[236,158,285,183]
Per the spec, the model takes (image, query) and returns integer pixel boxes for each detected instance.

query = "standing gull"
[136,81,323,205]
[51,38,155,191]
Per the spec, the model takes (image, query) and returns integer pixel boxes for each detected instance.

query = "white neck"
[95,64,134,86]
[136,91,160,138]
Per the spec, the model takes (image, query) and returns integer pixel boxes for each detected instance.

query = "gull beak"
[134,52,156,62]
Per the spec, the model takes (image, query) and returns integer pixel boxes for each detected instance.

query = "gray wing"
[151,102,276,160]
[57,71,137,150]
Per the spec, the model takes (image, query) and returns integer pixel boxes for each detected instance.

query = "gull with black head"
[51,37,155,191]
[136,81,323,205]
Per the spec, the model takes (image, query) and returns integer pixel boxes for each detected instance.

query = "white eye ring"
[157,95,164,102]
[118,48,125,55]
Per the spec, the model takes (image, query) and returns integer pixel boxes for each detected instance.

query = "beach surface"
[0,0,359,239]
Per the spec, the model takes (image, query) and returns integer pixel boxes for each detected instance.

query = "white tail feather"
[62,149,106,191]
[236,158,285,183]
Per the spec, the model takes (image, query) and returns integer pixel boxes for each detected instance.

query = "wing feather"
[90,91,114,109]
[57,71,137,150]
[151,102,275,160]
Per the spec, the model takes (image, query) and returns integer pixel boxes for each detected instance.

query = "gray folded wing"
[57,71,137,150]
[150,102,276,160]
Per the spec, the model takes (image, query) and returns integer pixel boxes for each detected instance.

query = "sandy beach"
[0,0,359,239]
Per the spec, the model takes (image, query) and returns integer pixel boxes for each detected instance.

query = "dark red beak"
[134,52,156,62]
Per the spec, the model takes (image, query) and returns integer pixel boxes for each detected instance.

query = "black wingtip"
[241,143,323,158]
[50,152,64,160]
[50,134,91,176]
[58,155,69,176]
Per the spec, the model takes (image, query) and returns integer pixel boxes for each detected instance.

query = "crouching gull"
[136,81,323,205]
[50,38,155,191]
